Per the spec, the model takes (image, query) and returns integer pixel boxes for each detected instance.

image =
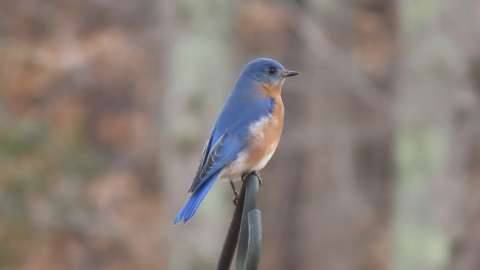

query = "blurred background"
[1,0,480,270]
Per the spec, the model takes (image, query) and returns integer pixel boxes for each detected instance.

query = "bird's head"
[241,58,299,92]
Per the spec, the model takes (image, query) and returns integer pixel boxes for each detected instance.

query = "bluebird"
[173,57,298,224]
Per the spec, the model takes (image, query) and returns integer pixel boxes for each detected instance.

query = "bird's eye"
[268,66,277,75]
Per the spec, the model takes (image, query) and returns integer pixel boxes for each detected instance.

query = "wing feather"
[188,132,245,193]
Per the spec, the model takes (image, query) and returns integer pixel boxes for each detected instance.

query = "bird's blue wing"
[175,130,246,224]
[188,130,246,193]
[187,79,275,193]
[188,135,214,191]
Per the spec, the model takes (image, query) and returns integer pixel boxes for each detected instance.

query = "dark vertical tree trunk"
[235,1,398,269]
[447,58,480,270]
[435,1,480,269]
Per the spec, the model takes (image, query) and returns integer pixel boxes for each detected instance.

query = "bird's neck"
[231,79,281,115]
[260,79,284,99]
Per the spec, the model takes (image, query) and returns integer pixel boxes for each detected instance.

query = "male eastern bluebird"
[173,57,298,224]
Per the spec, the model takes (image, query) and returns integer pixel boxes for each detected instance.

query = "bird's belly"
[221,115,282,181]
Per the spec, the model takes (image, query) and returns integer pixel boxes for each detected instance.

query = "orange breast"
[220,81,285,180]
[245,89,284,171]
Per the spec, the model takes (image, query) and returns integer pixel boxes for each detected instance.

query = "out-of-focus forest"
[1,0,479,270]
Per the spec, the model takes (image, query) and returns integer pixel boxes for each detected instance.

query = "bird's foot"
[252,171,263,186]
[230,181,240,206]
[241,171,263,186]
[232,194,240,206]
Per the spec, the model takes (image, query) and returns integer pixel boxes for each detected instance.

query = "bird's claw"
[242,171,263,186]
[251,171,263,186]
[232,191,240,206]
[230,180,240,206]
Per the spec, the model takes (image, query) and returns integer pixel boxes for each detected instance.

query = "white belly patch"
[252,144,276,171]
[249,115,271,142]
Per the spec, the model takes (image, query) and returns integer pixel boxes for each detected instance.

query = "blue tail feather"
[173,173,220,224]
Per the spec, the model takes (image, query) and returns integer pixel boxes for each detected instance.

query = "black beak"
[281,70,299,78]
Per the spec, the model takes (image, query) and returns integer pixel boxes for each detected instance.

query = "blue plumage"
[173,58,297,224]
[173,171,219,224]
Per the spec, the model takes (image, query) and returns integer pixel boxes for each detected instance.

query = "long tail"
[173,173,220,224]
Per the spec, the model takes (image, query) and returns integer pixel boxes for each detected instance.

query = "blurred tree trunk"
[0,0,171,269]
[435,1,480,269]
[446,55,480,270]
[235,1,397,269]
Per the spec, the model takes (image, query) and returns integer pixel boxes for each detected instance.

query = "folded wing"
[188,131,246,193]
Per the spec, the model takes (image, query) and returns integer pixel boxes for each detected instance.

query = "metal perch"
[216,173,262,270]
